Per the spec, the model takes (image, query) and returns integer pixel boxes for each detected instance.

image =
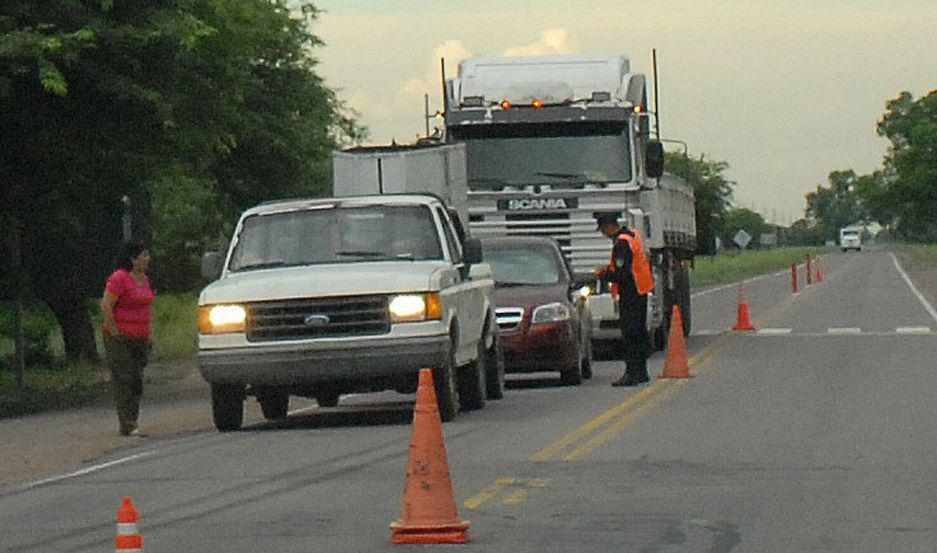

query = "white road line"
[691,329,724,337]
[896,326,932,335]
[828,327,862,334]
[20,451,155,491]
[757,328,792,335]
[890,252,937,325]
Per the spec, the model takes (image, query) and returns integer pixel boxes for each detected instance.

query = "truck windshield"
[228,205,443,271]
[456,123,632,189]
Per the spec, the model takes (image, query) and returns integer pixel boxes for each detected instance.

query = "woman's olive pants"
[104,335,150,434]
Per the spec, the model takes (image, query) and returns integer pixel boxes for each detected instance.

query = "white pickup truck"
[198,194,502,430]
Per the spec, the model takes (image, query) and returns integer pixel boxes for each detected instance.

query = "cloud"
[501,28,580,57]
[394,39,474,107]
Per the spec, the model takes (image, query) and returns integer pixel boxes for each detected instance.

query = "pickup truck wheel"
[485,335,505,400]
[257,388,289,420]
[315,391,340,408]
[211,384,244,432]
[434,348,460,422]
[560,349,583,386]
[459,340,487,410]
[580,326,593,379]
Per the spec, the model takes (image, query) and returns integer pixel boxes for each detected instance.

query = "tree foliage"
[722,208,767,248]
[871,90,937,239]
[0,1,363,361]
[804,170,868,241]
[665,152,734,254]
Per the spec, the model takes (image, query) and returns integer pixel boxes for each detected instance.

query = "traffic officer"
[594,212,654,386]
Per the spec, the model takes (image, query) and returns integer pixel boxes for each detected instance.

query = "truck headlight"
[199,304,247,334]
[389,293,442,323]
[531,302,571,324]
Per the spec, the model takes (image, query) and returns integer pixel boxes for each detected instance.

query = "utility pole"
[424,94,430,138]
[121,195,132,241]
[11,220,25,394]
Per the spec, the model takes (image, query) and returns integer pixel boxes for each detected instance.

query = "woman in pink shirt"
[100,242,155,437]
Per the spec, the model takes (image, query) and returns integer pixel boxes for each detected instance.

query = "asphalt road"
[2,248,936,552]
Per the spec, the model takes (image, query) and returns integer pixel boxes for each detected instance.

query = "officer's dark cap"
[593,211,620,229]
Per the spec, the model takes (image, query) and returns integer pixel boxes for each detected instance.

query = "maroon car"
[479,236,593,385]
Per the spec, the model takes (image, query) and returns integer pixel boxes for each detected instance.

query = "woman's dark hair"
[115,241,148,271]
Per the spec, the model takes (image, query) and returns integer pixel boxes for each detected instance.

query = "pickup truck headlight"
[198,304,247,334]
[388,293,442,323]
[531,302,572,324]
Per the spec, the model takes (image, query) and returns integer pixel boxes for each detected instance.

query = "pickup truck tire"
[434,345,460,422]
[485,334,506,400]
[459,340,487,410]
[257,388,289,420]
[315,391,340,408]
[211,384,244,432]
[560,351,583,386]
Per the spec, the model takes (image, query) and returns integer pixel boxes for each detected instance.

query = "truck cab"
[443,54,695,349]
[839,227,862,252]
[198,194,499,430]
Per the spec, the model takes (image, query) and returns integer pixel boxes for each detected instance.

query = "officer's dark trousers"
[104,335,150,434]
[619,293,650,375]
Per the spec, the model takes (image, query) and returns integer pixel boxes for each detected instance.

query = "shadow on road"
[505,376,567,390]
[245,400,415,431]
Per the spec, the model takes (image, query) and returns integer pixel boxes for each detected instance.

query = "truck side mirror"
[463,237,483,265]
[201,251,224,281]
[646,140,664,178]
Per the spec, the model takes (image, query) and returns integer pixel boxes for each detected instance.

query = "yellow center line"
[564,380,689,461]
[502,488,528,505]
[531,335,730,463]
[463,477,516,511]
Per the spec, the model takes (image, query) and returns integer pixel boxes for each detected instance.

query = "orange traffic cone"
[390,369,469,544]
[816,257,823,282]
[115,497,142,553]
[660,306,694,378]
[732,283,756,331]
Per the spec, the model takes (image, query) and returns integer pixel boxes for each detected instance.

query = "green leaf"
[38,60,67,96]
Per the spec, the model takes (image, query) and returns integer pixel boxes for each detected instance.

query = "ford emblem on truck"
[498,198,578,211]
[303,314,330,327]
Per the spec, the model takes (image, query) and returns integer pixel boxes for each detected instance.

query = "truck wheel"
[434,346,460,422]
[315,391,340,408]
[211,384,244,432]
[485,334,505,400]
[580,325,593,379]
[459,340,487,410]
[257,388,289,420]
[678,267,692,336]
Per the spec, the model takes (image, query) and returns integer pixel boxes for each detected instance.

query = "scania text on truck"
[443,53,696,349]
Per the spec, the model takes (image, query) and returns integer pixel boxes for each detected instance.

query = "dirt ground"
[3,249,937,489]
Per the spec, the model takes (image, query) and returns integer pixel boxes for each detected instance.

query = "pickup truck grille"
[246,296,390,342]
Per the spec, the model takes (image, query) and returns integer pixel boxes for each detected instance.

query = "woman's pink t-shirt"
[105,269,155,339]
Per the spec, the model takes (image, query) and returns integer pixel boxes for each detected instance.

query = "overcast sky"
[306,0,936,224]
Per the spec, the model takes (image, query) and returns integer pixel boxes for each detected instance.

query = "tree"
[872,90,937,240]
[0,1,362,362]
[665,152,734,254]
[805,170,867,241]
[722,208,767,248]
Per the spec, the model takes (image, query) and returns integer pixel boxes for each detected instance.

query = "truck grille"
[246,296,390,342]
[495,307,525,332]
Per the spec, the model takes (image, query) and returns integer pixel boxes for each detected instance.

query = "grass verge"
[691,247,831,289]
[0,292,198,418]
[892,243,937,270]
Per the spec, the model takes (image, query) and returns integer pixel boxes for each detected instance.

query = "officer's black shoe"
[611,373,649,387]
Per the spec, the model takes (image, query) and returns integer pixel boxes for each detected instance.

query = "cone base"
[732,324,756,331]
[659,371,694,379]
[391,521,470,544]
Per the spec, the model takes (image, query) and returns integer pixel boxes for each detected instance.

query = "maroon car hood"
[492,283,570,308]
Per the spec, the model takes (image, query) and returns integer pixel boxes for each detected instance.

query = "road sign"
[733,229,752,249]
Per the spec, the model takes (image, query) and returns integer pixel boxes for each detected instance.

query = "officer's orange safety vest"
[609,228,654,298]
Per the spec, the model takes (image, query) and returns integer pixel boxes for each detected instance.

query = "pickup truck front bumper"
[198,334,450,386]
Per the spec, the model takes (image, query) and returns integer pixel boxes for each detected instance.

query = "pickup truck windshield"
[484,245,563,285]
[458,123,632,189]
[228,205,443,271]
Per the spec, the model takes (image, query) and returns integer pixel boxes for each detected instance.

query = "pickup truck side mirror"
[468,262,492,281]
[463,237,483,265]
[201,251,224,281]
[646,140,664,178]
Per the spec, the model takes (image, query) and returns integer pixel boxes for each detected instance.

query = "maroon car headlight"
[531,302,571,324]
